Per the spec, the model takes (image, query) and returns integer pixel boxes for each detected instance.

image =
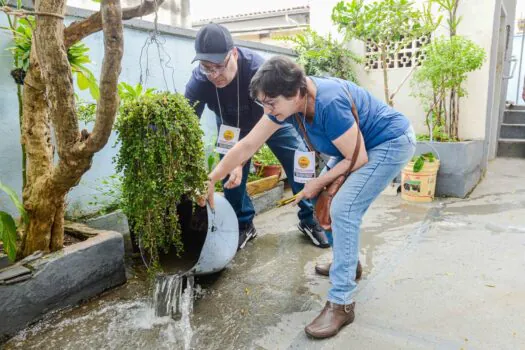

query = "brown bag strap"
[294,90,362,178]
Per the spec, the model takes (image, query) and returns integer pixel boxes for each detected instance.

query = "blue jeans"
[222,124,315,227]
[320,126,416,305]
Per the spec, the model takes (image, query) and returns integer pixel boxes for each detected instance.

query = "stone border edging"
[0,227,126,342]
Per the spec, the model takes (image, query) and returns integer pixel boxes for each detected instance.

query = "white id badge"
[294,151,316,183]
[216,125,240,155]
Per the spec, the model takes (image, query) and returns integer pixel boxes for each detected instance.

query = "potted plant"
[401,152,440,202]
[115,92,207,270]
[253,145,282,178]
[410,0,486,198]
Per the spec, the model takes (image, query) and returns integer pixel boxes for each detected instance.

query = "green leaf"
[135,84,143,96]
[0,211,18,262]
[0,181,28,225]
[77,71,90,90]
[413,156,424,172]
[89,83,100,101]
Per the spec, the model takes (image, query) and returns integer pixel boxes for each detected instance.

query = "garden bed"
[0,223,126,341]
[416,140,484,198]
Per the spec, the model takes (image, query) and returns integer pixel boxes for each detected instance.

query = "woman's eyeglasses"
[254,98,277,111]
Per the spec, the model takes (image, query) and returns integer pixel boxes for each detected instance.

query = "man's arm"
[184,76,206,118]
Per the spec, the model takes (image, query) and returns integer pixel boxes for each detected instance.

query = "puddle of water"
[5,268,196,350]
[4,200,431,350]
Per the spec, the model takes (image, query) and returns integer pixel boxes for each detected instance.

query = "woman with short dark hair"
[202,55,416,339]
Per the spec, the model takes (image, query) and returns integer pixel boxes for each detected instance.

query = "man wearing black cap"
[185,23,328,250]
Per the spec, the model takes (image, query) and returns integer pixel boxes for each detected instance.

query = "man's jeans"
[318,127,416,305]
[222,124,315,227]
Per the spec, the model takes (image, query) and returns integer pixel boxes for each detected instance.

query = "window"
[364,34,431,70]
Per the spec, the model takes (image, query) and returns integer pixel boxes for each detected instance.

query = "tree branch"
[64,0,164,48]
[21,44,54,203]
[389,64,418,103]
[82,0,123,154]
[33,0,79,161]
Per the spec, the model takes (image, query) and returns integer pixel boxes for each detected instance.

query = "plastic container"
[401,143,440,203]
[140,193,239,275]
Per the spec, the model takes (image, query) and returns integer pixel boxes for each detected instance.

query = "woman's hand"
[293,178,324,205]
[198,179,216,209]
[224,165,243,189]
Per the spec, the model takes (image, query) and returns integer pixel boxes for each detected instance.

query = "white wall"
[310,0,517,140]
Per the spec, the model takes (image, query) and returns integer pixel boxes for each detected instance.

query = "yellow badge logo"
[298,156,310,169]
[223,130,235,141]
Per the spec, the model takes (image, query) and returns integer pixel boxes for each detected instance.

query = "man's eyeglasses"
[200,52,232,76]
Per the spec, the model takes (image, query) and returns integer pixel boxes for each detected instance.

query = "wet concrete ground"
[4,158,525,349]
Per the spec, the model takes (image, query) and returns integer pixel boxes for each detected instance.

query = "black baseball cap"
[192,23,234,64]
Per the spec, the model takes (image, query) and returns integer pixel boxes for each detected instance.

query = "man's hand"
[224,165,243,189]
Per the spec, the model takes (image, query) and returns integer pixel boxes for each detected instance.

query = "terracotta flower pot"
[254,162,282,178]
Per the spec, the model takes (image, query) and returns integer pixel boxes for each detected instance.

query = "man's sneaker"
[298,220,330,248]
[238,222,257,250]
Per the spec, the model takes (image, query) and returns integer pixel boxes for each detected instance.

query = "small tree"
[283,28,362,83]
[332,0,434,106]
[1,0,165,259]
[411,0,485,140]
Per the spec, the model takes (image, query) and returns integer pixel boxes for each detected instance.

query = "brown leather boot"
[305,301,355,339]
[314,260,363,280]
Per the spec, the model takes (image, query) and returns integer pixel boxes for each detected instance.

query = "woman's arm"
[209,116,281,182]
[315,123,368,189]
[205,116,282,207]
[294,122,367,203]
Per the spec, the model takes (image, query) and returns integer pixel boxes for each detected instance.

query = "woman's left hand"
[198,179,216,209]
[293,179,324,205]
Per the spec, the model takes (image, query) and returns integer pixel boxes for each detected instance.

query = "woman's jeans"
[318,127,416,305]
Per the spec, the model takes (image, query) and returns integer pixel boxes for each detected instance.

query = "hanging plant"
[115,93,207,269]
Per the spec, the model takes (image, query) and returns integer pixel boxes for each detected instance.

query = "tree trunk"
[19,0,124,258]
[19,41,54,255]
[450,88,457,139]
[21,181,65,256]
[452,93,459,140]
[380,49,392,106]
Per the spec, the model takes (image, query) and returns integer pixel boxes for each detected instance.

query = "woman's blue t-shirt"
[267,77,410,157]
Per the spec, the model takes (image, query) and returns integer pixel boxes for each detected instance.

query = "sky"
[189,0,310,20]
[189,0,525,33]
